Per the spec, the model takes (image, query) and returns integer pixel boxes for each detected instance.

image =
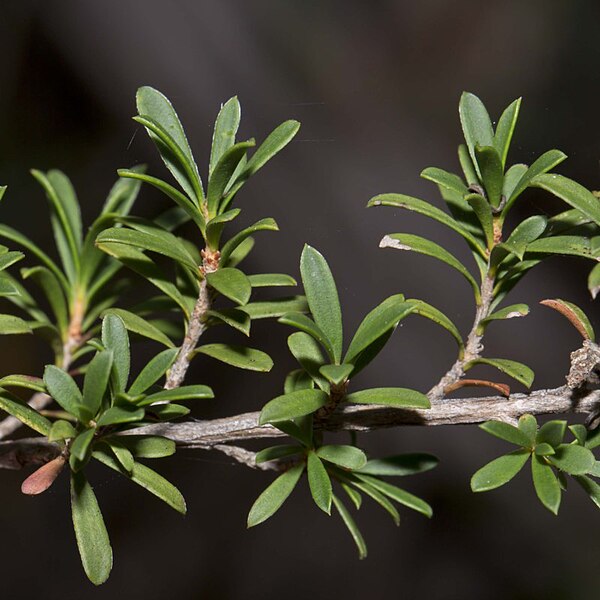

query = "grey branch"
[4,384,598,470]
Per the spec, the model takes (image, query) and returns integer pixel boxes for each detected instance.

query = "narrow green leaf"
[247,273,297,288]
[332,493,367,559]
[43,365,86,420]
[279,312,335,361]
[518,414,538,444]
[341,483,363,510]
[193,343,273,372]
[147,403,190,420]
[107,441,134,473]
[355,474,433,517]
[48,419,77,442]
[0,375,46,395]
[536,420,567,448]
[379,234,480,302]
[494,97,521,167]
[474,145,503,208]
[535,443,555,456]
[548,444,595,475]
[247,462,305,527]
[574,475,600,509]
[71,428,96,462]
[0,391,51,435]
[0,315,33,335]
[480,304,529,330]
[21,266,68,335]
[459,92,494,176]
[346,388,430,409]
[70,471,113,586]
[466,357,534,388]
[139,385,214,406]
[287,332,329,391]
[255,445,304,464]
[128,348,178,396]
[83,351,113,416]
[307,452,332,514]
[136,86,203,202]
[93,449,186,514]
[458,143,479,185]
[205,209,241,250]
[97,406,144,426]
[300,245,343,363]
[532,455,561,514]
[319,364,353,386]
[259,389,329,425]
[357,453,439,477]
[210,96,241,177]
[506,149,567,209]
[102,314,130,392]
[480,420,532,447]
[406,298,464,352]
[104,308,174,348]
[525,235,600,261]
[240,296,308,320]
[345,295,413,364]
[470,449,530,492]
[420,167,468,196]
[284,369,314,394]
[223,236,254,268]
[502,164,528,202]
[316,445,367,470]
[109,436,176,459]
[588,263,600,299]
[465,193,494,248]
[206,268,251,305]
[207,308,251,336]
[368,193,485,257]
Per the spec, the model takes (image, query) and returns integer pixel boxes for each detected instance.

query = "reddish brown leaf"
[444,379,510,397]
[21,455,66,495]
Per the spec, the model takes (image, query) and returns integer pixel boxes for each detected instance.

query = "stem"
[427,272,495,401]
[164,249,219,390]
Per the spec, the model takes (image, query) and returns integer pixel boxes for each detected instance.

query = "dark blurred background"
[0,1,599,598]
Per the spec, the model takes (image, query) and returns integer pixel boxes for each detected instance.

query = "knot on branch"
[567,340,600,389]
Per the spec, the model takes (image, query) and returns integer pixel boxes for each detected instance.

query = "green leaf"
[102,314,130,392]
[193,343,273,372]
[247,273,297,288]
[43,365,87,420]
[531,455,561,514]
[117,170,204,231]
[104,308,175,348]
[83,351,113,416]
[71,428,96,462]
[70,471,113,586]
[300,245,343,363]
[147,403,190,420]
[206,268,251,305]
[406,298,464,352]
[466,357,534,388]
[458,143,479,185]
[307,451,332,514]
[589,263,600,299]
[479,304,529,331]
[532,173,600,226]
[345,294,414,364]
[316,445,367,470]
[494,97,521,167]
[355,473,433,518]
[139,385,214,406]
[21,266,68,335]
[207,308,251,336]
[331,493,367,559]
[93,449,186,514]
[284,369,315,394]
[420,167,468,196]
[279,312,336,360]
[128,348,178,396]
[0,391,51,435]
[346,388,430,409]
[97,226,199,274]
[525,235,600,261]
[474,145,503,208]
[465,193,494,248]
[479,421,532,447]
[379,234,480,302]
[247,462,305,527]
[240,296,308,320]
[242,120,300,179]
[136,86,203,202]
[259,389,329,425]
[205,209,241,250]
[536,420,567,447]
[0,314,33,335]
[287,332,329,391]
[356,453,439,477]
[222,236,254,268]
[106,441,134,473]
[340,483,363,510]
[534,443,555,456]
[48,419,77,442]
[459,92,494,177]
[255,445,304,464]
[368,193,485,256]
[574,475,600,509]
[319,364,353,385]
[548,444,595,475]
[109,435,175,459]
[506,150,567,209]
[502,164,528,202]
[470,449,530,492]
[210,96,241,178]
[97,406,144,427]
[518,414,538,444]
[207,140,255,216]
